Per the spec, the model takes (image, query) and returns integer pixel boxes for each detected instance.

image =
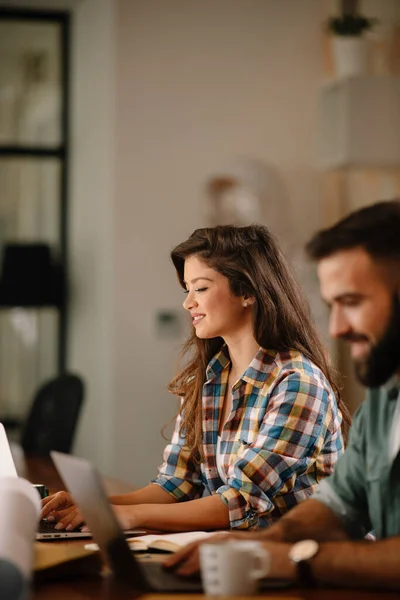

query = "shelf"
[318,76,400,169]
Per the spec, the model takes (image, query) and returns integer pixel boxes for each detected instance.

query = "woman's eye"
[183,287,208,295]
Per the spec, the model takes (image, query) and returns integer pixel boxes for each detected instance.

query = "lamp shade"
[0,243,65,307]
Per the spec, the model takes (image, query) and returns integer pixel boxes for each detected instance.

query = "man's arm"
[258,498,350,542]
[181,534,400,590]
[256,536,400,591]
[164,498,349,572]
[297,537,400,590]
[167,510,400,590]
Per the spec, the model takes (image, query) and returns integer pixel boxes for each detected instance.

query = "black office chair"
[20,373,85,456]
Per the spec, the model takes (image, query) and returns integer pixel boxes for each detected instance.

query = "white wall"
[113,0,327,486]
[0,0,117,475]
[68,0,116,474]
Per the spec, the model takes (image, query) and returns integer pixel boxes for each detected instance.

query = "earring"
[243,302,248,307]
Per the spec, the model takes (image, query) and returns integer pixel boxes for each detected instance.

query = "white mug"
[199,540,270,596]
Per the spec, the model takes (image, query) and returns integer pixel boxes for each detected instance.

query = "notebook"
[51,451,291,593]
[0,422,143,541]
[86,530,213,553]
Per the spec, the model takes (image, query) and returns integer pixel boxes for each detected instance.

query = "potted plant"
[327,13,378,78]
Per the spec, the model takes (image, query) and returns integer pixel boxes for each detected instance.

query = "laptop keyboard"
[37,520,82,534]
[38,519,57,534]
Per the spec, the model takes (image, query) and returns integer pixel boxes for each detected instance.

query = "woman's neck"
[225,334,260,380]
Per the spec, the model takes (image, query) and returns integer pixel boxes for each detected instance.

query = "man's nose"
[329,306,351,340]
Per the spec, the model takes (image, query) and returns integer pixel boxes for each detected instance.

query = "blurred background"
[0,0,399,485]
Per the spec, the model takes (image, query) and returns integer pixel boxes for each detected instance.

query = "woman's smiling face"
[182,255,253,341]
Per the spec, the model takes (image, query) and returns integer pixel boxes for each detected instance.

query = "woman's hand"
[40,491,85,531]
[40,491,141,532]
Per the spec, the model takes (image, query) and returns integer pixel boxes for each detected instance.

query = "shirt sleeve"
[217,370,340,529]
[152,406,204,501]
[313,402,371,539]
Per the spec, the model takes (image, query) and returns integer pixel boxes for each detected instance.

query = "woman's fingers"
[40,491,74,519]
[54,508,85,531]
[41,495,53,507]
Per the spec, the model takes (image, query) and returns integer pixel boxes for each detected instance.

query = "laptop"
[50,451,206,592]
[0,422,143,541]
[51,450,291,593]
[0,422,94,540]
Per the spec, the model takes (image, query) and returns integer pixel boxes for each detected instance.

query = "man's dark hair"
[306,200,400,262]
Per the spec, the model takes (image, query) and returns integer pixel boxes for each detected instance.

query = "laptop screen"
[50,451,149,588]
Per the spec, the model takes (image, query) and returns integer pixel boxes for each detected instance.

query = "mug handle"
[250,546,270,580]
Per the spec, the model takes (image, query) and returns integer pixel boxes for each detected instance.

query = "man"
[166,200,400,590]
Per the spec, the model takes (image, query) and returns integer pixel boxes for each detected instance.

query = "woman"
[41,225,350,532]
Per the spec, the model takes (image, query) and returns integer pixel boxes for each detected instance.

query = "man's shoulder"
[363,385,395,412]
[351,385,394,437]
[365,386,392,401]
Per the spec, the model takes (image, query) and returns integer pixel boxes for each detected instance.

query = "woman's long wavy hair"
[168,225,351,462]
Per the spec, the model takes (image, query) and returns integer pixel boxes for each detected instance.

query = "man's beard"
[354,295,400,387]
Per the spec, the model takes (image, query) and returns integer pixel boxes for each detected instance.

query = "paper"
[0,477,40,579]
[0,423,18,477]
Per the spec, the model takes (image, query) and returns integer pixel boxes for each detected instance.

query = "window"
[0,8,69,427]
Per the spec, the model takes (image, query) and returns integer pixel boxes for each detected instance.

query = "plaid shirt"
[153,346,343,529]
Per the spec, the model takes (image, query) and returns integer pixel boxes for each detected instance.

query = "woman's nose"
[183,291,197,311]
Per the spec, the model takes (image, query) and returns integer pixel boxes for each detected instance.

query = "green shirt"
[314,380,400,540]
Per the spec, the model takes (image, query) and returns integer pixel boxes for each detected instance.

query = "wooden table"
[13,449,399,600]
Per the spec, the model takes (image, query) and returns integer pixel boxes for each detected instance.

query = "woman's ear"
[242,296,256,307]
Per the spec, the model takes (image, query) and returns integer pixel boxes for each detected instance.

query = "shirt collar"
[205,345,277,388]
[205,344,231,383]
[241,347,279,388]
[384,374,400,400]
